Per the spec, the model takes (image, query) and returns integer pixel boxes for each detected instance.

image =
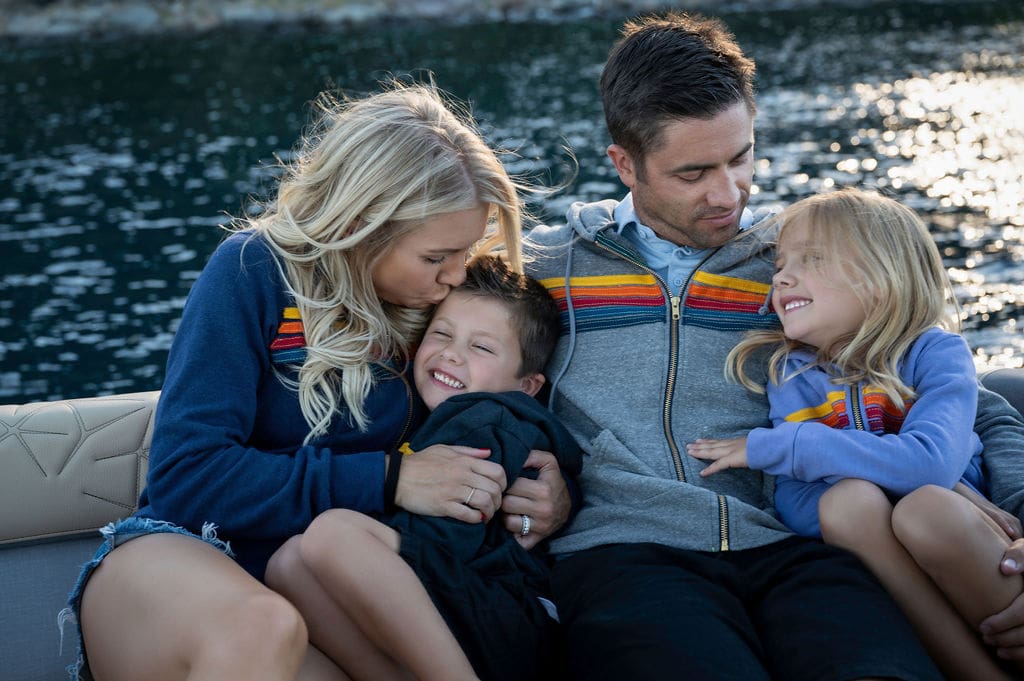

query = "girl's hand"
[394,444,507,524]
[953,482,1023,540]
[500,449,570,549]
[687,437,750,477]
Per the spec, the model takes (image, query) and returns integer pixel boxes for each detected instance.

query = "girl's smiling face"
[771,219,869,353]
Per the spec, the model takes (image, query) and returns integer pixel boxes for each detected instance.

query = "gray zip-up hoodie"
[526,199,793,555]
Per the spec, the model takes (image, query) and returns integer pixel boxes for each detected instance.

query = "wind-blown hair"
[236,83,525,440]
[600,12,756,173]
[728,188,959,408]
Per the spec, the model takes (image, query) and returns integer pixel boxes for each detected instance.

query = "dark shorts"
[550,537,941,681]
[398,530,560,681]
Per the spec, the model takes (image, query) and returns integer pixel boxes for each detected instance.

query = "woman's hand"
[500,450,570,549]
[687,437,750,477]
[953,482,1023,540]
[393,445,507,524]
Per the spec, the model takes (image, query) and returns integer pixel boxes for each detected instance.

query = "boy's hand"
[501,450,570,549]
[687,437,750,476]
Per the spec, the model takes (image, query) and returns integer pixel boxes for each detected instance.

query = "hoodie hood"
[565,199,619,241]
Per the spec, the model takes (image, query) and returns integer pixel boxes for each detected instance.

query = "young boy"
[297,256,581,681]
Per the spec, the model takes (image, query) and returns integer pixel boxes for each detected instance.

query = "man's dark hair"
[460,255,561,377]
[600,12,756,169]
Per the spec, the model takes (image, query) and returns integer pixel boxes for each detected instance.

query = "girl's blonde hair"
[729,187,959,407]
[237,83,525,440]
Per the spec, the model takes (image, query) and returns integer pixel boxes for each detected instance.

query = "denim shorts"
[60,517,233,681]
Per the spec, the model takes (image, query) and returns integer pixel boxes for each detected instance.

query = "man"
[525,11,1024,679]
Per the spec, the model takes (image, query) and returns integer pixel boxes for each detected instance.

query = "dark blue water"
[2,1,1022,402]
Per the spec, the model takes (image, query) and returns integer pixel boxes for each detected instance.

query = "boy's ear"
[519,372,546,397]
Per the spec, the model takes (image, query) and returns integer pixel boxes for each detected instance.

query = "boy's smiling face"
[413,290,543,411]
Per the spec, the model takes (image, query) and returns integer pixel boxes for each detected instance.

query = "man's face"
[607,101,755,249]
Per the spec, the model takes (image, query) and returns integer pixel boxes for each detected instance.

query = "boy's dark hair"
[600,12,756,172]
[460,255,561,377]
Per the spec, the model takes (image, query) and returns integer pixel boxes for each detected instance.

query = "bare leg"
[298,644,353,681]
[267,536,414,681]
[80,533,307,681]
[893,485,1024,673]
[819,479,1012,681]
[299,509,479,681]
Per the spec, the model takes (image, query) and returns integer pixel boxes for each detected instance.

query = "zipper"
[850,384,865,430]
[387,360,417,453]
[594,235,686,481]
[717,495,730,551]
[594,233,735,550]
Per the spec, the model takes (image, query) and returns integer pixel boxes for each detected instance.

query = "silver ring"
[465,487,476,505]
[520,514,532,537]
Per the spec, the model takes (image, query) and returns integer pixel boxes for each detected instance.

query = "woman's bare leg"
[893,485,1024,673]
[299,509,479,681]
[80,532,307,681]
[819,479,1012,681]
[267,536,414,681]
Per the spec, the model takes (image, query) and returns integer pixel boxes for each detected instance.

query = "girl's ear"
[519,372,546,397]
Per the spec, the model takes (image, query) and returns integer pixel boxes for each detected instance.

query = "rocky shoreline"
[0,0,885,39]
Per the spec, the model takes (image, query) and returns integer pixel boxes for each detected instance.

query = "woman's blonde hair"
[237,82,526,440]
[729,187,959,407]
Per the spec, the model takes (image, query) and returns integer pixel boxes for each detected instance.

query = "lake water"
[1,1,1023,402]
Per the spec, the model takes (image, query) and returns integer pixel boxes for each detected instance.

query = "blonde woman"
[65,84,571,681]
[688,188,1023,681]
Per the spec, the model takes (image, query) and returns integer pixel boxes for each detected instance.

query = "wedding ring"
[465,487,476,505]
[520,514,532,537]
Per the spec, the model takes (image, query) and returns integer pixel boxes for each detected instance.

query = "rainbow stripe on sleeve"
[269,307,306,364]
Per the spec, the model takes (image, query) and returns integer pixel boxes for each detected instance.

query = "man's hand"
[980,538,1024,659]
[953,482,1023,540]
[500,450,570,549]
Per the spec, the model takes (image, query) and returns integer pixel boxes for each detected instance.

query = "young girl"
[687,188,1024,681]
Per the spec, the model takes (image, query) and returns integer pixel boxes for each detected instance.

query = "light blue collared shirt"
[612,193,757,294]
[612,193,708,293]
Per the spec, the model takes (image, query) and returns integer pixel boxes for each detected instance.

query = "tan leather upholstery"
[0,391,159,545]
